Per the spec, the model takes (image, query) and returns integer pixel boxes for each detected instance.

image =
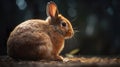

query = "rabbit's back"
[14,19,48,33]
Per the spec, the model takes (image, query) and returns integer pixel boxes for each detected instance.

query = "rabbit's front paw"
[54,55,63,61]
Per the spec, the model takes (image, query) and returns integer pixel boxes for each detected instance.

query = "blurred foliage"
[0,0,120,56]
[66,49,80,57]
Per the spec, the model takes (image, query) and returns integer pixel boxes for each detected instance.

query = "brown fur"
[7,1,74,61]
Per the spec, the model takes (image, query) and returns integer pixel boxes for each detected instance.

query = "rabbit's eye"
[61,22,66,27]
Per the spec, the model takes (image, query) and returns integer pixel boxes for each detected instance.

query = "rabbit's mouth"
[64,31,74,39]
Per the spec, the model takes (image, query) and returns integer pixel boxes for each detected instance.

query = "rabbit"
[7,1,74,61]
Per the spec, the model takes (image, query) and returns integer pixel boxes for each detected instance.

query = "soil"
[0,56,120,67]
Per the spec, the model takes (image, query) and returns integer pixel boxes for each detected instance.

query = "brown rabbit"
[7,1,74,61]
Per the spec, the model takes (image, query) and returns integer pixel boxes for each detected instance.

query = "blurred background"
[0,0,120,56]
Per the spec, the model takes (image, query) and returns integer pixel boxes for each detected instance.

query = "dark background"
[0,0,120,56]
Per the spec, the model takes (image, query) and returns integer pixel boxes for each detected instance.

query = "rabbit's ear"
[46,1,59,19]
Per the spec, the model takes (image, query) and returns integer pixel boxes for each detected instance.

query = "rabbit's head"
[46,1,74,39]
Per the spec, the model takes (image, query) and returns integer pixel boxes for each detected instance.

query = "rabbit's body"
[7,1,74,61]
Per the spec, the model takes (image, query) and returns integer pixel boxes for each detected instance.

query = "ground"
[0,56,120,67]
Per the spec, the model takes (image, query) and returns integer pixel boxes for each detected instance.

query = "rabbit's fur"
[7,1,74,61]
